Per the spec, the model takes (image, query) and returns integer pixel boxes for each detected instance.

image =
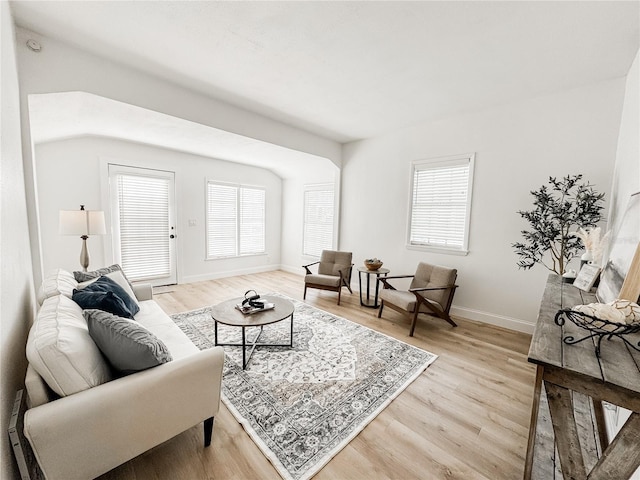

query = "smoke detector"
[26,39,41,52]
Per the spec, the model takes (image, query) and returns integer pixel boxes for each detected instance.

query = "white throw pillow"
[26,294,112,396]
[36,268,78,305]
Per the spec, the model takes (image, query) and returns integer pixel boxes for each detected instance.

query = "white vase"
[580,251,593,269]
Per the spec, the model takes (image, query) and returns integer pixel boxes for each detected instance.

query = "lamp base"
[80,235,90,272]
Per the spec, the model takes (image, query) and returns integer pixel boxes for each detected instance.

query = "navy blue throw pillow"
[72,289,135,319]
[80,275,140,317]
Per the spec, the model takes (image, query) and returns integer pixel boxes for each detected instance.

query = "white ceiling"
[10,1,640,144]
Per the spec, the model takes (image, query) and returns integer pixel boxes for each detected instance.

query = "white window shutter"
[207,183,238,258]
[409,155,474,252]
[207,182,265,258]
[303,186,334,257]
[116,174,171,280]
[239,187,265,255]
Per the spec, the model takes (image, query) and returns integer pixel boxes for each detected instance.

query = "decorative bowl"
[364,259,383,271]
[554,308,640,357]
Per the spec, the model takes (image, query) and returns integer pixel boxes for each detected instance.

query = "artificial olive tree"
[513,174,604,275]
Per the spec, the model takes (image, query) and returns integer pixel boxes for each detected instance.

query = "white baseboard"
[450,305,535,334]
[280,264,304,276]
[180,264,281,284]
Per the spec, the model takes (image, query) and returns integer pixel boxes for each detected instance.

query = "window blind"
[207,182,265,258]
[116,174,171,281]
[409,158,472,251]
[303,186,334,257]
[240,187,265,255]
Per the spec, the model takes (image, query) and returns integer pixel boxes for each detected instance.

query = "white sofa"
[24,268,225,480]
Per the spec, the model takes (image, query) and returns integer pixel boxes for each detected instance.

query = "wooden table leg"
[591,399,608,452]
[545,381,587,479]
[524,365,544,480]
[588,412,640,480]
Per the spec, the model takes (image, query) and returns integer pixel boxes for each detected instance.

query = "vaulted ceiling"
[11,1,640,144]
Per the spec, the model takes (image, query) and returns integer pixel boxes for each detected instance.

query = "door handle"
[170,234,175,239]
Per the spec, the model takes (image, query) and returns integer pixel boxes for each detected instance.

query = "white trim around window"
[206,180,266,259]
[407,153,475,255]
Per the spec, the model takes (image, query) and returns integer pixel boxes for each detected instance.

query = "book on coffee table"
[235,302,275,315]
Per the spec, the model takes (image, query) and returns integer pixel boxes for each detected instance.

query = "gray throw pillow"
[74,264,134,290]
[84,309,172,374]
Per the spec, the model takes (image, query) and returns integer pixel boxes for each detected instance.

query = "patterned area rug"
[171,295,437,480]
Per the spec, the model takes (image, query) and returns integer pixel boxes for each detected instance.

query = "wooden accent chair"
[303,250,354,305]
[377,262,458,336]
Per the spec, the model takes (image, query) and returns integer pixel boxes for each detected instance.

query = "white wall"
[604,48,640,480]
[609,49,640,233]
[342,79,626,332]
[280,167,340,274]
[35,137,282,282]
[14,26,341,285]
[1,3,36,478]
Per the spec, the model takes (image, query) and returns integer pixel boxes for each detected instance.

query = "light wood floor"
[99,270,536,480]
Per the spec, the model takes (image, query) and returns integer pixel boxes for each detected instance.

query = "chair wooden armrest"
[409,284,458,293]
[382,274,415,280]
[378,274,415,290]
[302,261,320,275]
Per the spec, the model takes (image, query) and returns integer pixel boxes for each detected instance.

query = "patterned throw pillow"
[74,264,134,290]
[84,309,172,374]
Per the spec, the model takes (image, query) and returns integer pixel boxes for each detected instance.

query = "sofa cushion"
[74,275,140,317]
[133,300,200,360]
[26,295,113,397]
[37,269,78,305]
[85,309,173,374]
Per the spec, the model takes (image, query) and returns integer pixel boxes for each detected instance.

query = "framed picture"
[573,264,601,292]
[597,192,640,302]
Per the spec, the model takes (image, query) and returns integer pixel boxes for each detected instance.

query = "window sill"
[206,252,267,261]
[405,244,469,256]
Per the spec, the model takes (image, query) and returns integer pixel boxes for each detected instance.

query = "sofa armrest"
[24,347,224,480]
[132,282,153,301]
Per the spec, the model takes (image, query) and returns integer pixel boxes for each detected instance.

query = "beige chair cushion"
[410,262,457,306]
[380,289,416,311]
[379,289,446,314]
[317,250,352,277]
[305,273,341,288]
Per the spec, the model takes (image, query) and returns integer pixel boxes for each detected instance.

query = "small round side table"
[357,267,390,308]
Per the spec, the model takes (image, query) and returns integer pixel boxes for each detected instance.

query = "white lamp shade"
[59,210,106,236]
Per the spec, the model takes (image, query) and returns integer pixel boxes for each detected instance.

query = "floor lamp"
[59,205,107,272]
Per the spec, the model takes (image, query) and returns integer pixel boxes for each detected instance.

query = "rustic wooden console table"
[525,274,640,480]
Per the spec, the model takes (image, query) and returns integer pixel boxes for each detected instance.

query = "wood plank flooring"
[98,270,536,480]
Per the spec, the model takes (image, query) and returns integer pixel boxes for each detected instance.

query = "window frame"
[302,183,335,258]
[205,180,266,260]
[406,153,475,256]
